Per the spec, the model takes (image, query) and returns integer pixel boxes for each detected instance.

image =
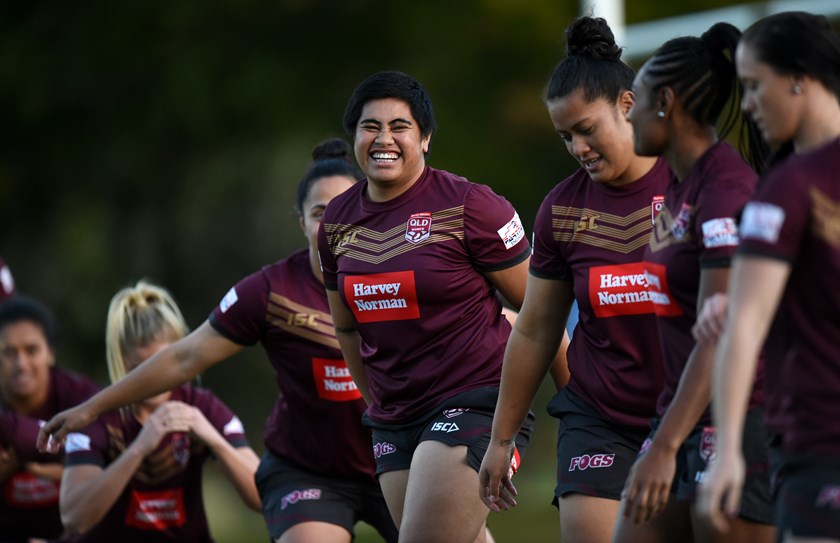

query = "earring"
[656,111,665,118]
[792,84,802,95]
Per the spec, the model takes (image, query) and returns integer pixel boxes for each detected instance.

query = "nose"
[569,135,590,158]
[374,128,394,145]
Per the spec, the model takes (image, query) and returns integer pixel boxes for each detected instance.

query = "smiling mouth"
[371,152,399,163]
[582,157,599,168]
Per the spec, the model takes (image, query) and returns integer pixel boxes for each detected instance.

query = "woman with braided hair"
[613,21,775,543]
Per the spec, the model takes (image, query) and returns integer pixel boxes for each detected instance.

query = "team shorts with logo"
[775,454,840,539]
[549,387,650,502]
[364,387,534,475]
[255,451,398,542]
[665,407,774,524]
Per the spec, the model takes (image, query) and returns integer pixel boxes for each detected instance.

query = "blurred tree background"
[0,1,773,541]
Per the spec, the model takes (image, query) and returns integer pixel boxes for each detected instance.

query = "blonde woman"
[59,281,259,542]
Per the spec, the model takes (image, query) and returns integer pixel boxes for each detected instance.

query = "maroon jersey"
[530,158,670,427]
[209,249,376,481]
[644,143,764,419]
[63,385,249,542]
[737,137,840,456]
[318,166,530,423]
[0,367,99,540]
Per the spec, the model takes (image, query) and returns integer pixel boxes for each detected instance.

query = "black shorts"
[255,451,398,542]
[549,388,650,502]
[775,454,840,539]
[667,407,773,524]
[364,387,534,475]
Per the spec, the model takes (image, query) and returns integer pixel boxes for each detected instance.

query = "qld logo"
[405,212,432,244]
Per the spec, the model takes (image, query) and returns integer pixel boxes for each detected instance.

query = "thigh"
[278,522,351,543]
[400,441,488,543]
[378,470,409,528]
[557,494,620,543]
[360,483,400,543]
[612,497,693,543]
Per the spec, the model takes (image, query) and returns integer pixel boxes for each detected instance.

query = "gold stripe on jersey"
[648,207,689,253]
[550,205,653,254]
[267,293,340,349]
[324,206,466,264]
[811,186,840,248]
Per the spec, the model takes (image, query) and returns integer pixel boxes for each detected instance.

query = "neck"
[366,167,425,202]
[611,155,659,187]
[131,392,172,423]
[665,126,717,182]
[795,93,840,154]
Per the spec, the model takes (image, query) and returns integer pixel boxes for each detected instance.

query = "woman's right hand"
[131,402,192,457]
[692,293,729,344]
[37,403,97,454]
[478,441,518,512]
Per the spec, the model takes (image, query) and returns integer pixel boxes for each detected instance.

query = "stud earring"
[656,111,665,118]
[792,84,802,95]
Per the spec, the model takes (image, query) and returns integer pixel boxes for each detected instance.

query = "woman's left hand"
[621,442,676,524]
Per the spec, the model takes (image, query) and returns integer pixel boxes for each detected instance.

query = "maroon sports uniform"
[531,157,670,427]
[738,137,840,457]
[644,142,765,420]
[0,367,99,541]
[318,166,530,423]
[63,385,249,543]
[209,249,374,481]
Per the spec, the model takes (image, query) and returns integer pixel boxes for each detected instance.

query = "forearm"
[650,342,715,454]
[548,330,571,391]
[492,327,560,443]
[207,439,261,511]
[335,331,371,405]
[61,447,147,533]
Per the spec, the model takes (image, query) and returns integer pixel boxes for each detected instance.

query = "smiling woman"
[318,70,548,543]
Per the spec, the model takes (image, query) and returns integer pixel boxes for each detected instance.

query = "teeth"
[372,152,399,161]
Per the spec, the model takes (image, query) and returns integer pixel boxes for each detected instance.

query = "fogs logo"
[280,489,322,510]
[373,442,397,459]
[405,212,432,244]
[569,453,615,471]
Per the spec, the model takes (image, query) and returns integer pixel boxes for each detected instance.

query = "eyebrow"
[359,117,414,126]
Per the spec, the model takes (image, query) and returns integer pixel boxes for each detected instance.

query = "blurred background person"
[59,280,260,541]
[0,295,100,542]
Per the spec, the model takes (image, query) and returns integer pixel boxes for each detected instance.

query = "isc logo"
[569,453,615,471]
[431,422,460,433]
[286,313,317,327]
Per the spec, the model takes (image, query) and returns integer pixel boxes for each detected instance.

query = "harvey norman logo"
[588,263,658,318]
[344,271,420,323]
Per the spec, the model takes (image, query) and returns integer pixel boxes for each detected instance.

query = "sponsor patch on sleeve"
[223,416,245,436]
[219,287,238,313]
[701,217,739,248]
[65,432,91,453]
[740,202,786,243]
[497,212,525,250]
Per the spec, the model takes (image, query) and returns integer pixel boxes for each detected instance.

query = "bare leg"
[278,522,352,543]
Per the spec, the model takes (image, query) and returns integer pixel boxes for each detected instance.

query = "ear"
[618,90,635,116]
[658,87,676,118]
[47,346,56,367]
[421,133,432,154]
[298,214,306,233]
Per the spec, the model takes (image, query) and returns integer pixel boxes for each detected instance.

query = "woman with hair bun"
[59,280,261,542]
[479,15,670,543]
[40,139,399,543]
[614,20,775,543]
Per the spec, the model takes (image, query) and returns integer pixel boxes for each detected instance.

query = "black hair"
[342,71,437,141]
[641,22,770,172]
[742,12,840,168]
[546,16,636,103]
[295,138,362,214]
[0,295,58,348]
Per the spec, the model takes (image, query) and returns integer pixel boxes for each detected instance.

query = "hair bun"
[312,138,352,163]
[565,16,622,61]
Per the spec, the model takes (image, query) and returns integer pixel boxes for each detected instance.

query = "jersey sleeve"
[696,168,757,268]
[463,183,530,272]
[188,388,250,449]
[64,420,108,468]
[208,270,269,346]
[529,190,570,280]
[738,165,809,262]
[317,219,339,291]
[0,410,48,463]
